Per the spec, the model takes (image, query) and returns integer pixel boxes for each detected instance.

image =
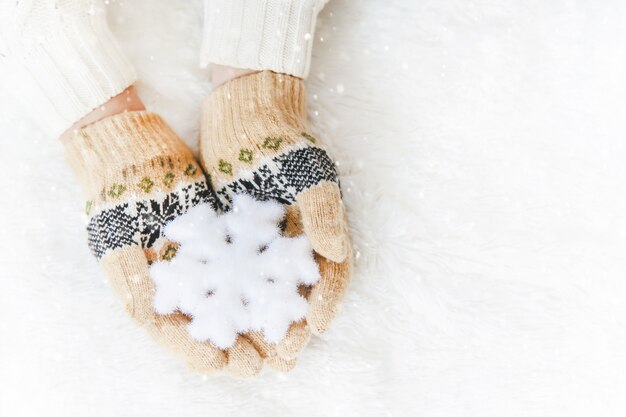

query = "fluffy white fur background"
[2,0,626,416]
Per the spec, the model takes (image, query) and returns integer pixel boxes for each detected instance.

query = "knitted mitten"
[200,71,353,360]
[64,111,293,378]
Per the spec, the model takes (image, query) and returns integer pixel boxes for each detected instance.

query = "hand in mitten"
[65,111,293,377]
[200,71,353,360]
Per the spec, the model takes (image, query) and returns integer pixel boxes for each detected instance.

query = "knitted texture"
[0,0,136,138]
[200,71,353,357]
[200,0,329,78]
[64,111,293,378]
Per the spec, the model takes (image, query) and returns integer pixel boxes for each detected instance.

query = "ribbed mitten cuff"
[200,0,329,78]
[201,71,314,184]
[0,1,136,138]
[202,71,307,140]
[64,111,199,205]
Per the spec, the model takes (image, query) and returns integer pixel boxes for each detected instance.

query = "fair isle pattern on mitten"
[215,145,338,209]
[87,181,215,259]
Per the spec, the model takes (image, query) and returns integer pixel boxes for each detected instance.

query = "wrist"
[60,86,145,142]
[211,65,260,89]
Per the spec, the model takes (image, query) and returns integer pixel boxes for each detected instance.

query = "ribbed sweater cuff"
[0,4,136,138]
[200,0,328,79]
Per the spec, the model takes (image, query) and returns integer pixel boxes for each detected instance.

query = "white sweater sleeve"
[0,0,136,138]
[200,0,329,79]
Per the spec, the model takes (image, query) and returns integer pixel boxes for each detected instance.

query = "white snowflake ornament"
[149,194,320,349]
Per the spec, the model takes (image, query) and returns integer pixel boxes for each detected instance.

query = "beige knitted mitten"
[200,71,353,360]
[64,111,293,378]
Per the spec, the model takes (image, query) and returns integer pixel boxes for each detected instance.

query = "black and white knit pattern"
[87,147,337,259]
[87,181,217,259]
[216,146,338,210]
